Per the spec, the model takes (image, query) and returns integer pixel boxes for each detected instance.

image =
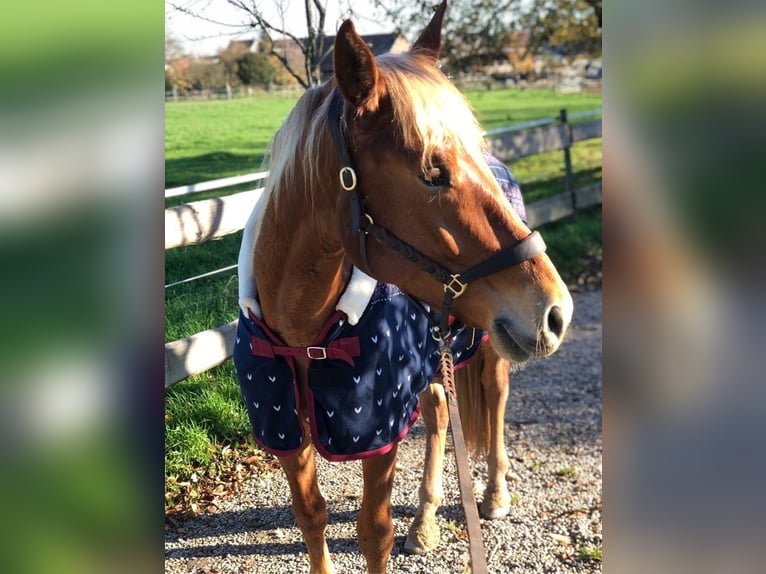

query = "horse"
[233,2,572,572]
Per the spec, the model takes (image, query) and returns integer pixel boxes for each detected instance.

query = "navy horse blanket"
[234,280,484,461]
[234,154,526,461]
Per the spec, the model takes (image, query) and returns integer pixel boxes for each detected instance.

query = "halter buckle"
[444,274,468,299]
[306,346,327,360]
[339,167,357,191]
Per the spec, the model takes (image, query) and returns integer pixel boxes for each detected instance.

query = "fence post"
[559,108,577,220]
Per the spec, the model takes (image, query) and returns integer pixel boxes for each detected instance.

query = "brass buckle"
[306,346,327,360]
[339,167,357,191]
[443,274,468,299]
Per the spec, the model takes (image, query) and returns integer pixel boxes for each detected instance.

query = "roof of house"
[319,32,406,77]
[226,32,407,81]
[229,39,256,50]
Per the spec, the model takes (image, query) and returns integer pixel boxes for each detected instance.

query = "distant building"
[227,39,259,53]
[318,32,409,80]
[226,32,408,84]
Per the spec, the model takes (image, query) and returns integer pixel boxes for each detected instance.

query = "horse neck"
[253,183,351,347]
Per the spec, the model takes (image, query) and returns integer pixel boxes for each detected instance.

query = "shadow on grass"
[521,166,602,204]
[166,151,267,190]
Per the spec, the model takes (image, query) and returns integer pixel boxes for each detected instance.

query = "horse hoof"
[506,469,521,482]
[403,537,429,555]
[480,503,511,520]
[404,517,439,554]
[480,485,512,520]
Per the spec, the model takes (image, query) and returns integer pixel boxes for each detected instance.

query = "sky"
[166,0,396,56]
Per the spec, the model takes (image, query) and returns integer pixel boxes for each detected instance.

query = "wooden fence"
[165,110,602,388]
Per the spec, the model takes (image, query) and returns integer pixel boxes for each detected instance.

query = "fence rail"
[164,109,602,387]
[165,320,238,389]
[164,118,601,252]
[165,188,265,249]
[483,107,601,136]
[165,171,268,199]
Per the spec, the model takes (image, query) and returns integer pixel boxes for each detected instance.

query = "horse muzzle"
[490,294,573,361]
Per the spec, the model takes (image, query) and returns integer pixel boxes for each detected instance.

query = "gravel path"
[165,288,602,573]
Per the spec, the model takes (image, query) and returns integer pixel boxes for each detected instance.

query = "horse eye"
[420,166,450,188]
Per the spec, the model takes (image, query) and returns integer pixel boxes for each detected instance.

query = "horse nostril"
[546,305,564,338]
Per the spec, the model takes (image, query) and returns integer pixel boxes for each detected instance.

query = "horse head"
[330,1,573,361]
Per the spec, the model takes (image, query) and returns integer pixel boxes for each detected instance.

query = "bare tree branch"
[169,2,250,29]
[216,0,334,88]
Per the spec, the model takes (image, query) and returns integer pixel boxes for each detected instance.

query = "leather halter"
[327,90,547,339]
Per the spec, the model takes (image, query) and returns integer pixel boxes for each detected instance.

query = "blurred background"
[0,1,161,572]
[606,2,766,573]
[0,0,764,572]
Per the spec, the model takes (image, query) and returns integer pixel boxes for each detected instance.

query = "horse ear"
[410,0,447,61]
[334,20,381,112]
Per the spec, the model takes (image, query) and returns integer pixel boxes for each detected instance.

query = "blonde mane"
[263,52,487,213]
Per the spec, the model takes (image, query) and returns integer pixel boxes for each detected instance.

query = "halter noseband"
[327,90,546,339]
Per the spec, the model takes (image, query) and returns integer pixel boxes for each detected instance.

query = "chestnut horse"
[234,2,572,572]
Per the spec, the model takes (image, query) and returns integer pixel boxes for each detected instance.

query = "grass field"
[165,88,601,189]
[164,88,602,513]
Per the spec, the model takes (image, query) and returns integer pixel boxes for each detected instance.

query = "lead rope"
[437,339,489,574]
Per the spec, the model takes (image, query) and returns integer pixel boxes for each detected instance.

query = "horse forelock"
[376,54,487,172]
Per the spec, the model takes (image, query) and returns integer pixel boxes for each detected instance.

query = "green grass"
[163,89,601,210]
[464,88,601,131]
[577,544,603,562]
[165,368,252,474]
[164,87,602,513]
[164,363,263,513]
[555,466,578,478]
[166,371,250,449]
[165,94,300,189]
[164,234,241,341]
[539,205,602,288]
[165,88,601,191]
[508,139,602,204]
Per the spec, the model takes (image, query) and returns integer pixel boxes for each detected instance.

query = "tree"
[169,0,601,89]
[231,0,328,88]
[218,41,250,90]
[170,1,341,89]
[373,1,518,74]
[165,34,185,64]
[371,0,601,74]
[165,34,189,92]
[165,34,229,93]
[237,52,277,89]
[520,0,601,57]
[186,58,227,91]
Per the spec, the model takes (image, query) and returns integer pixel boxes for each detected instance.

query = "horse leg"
[478,343,512,519]
[405,382,448,554]
[357,446,398,574]
[279,438,335,574]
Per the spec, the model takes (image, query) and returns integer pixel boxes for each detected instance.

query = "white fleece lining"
[334,267,377,325]
[237,190,269,319]
[238,191,376,325]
